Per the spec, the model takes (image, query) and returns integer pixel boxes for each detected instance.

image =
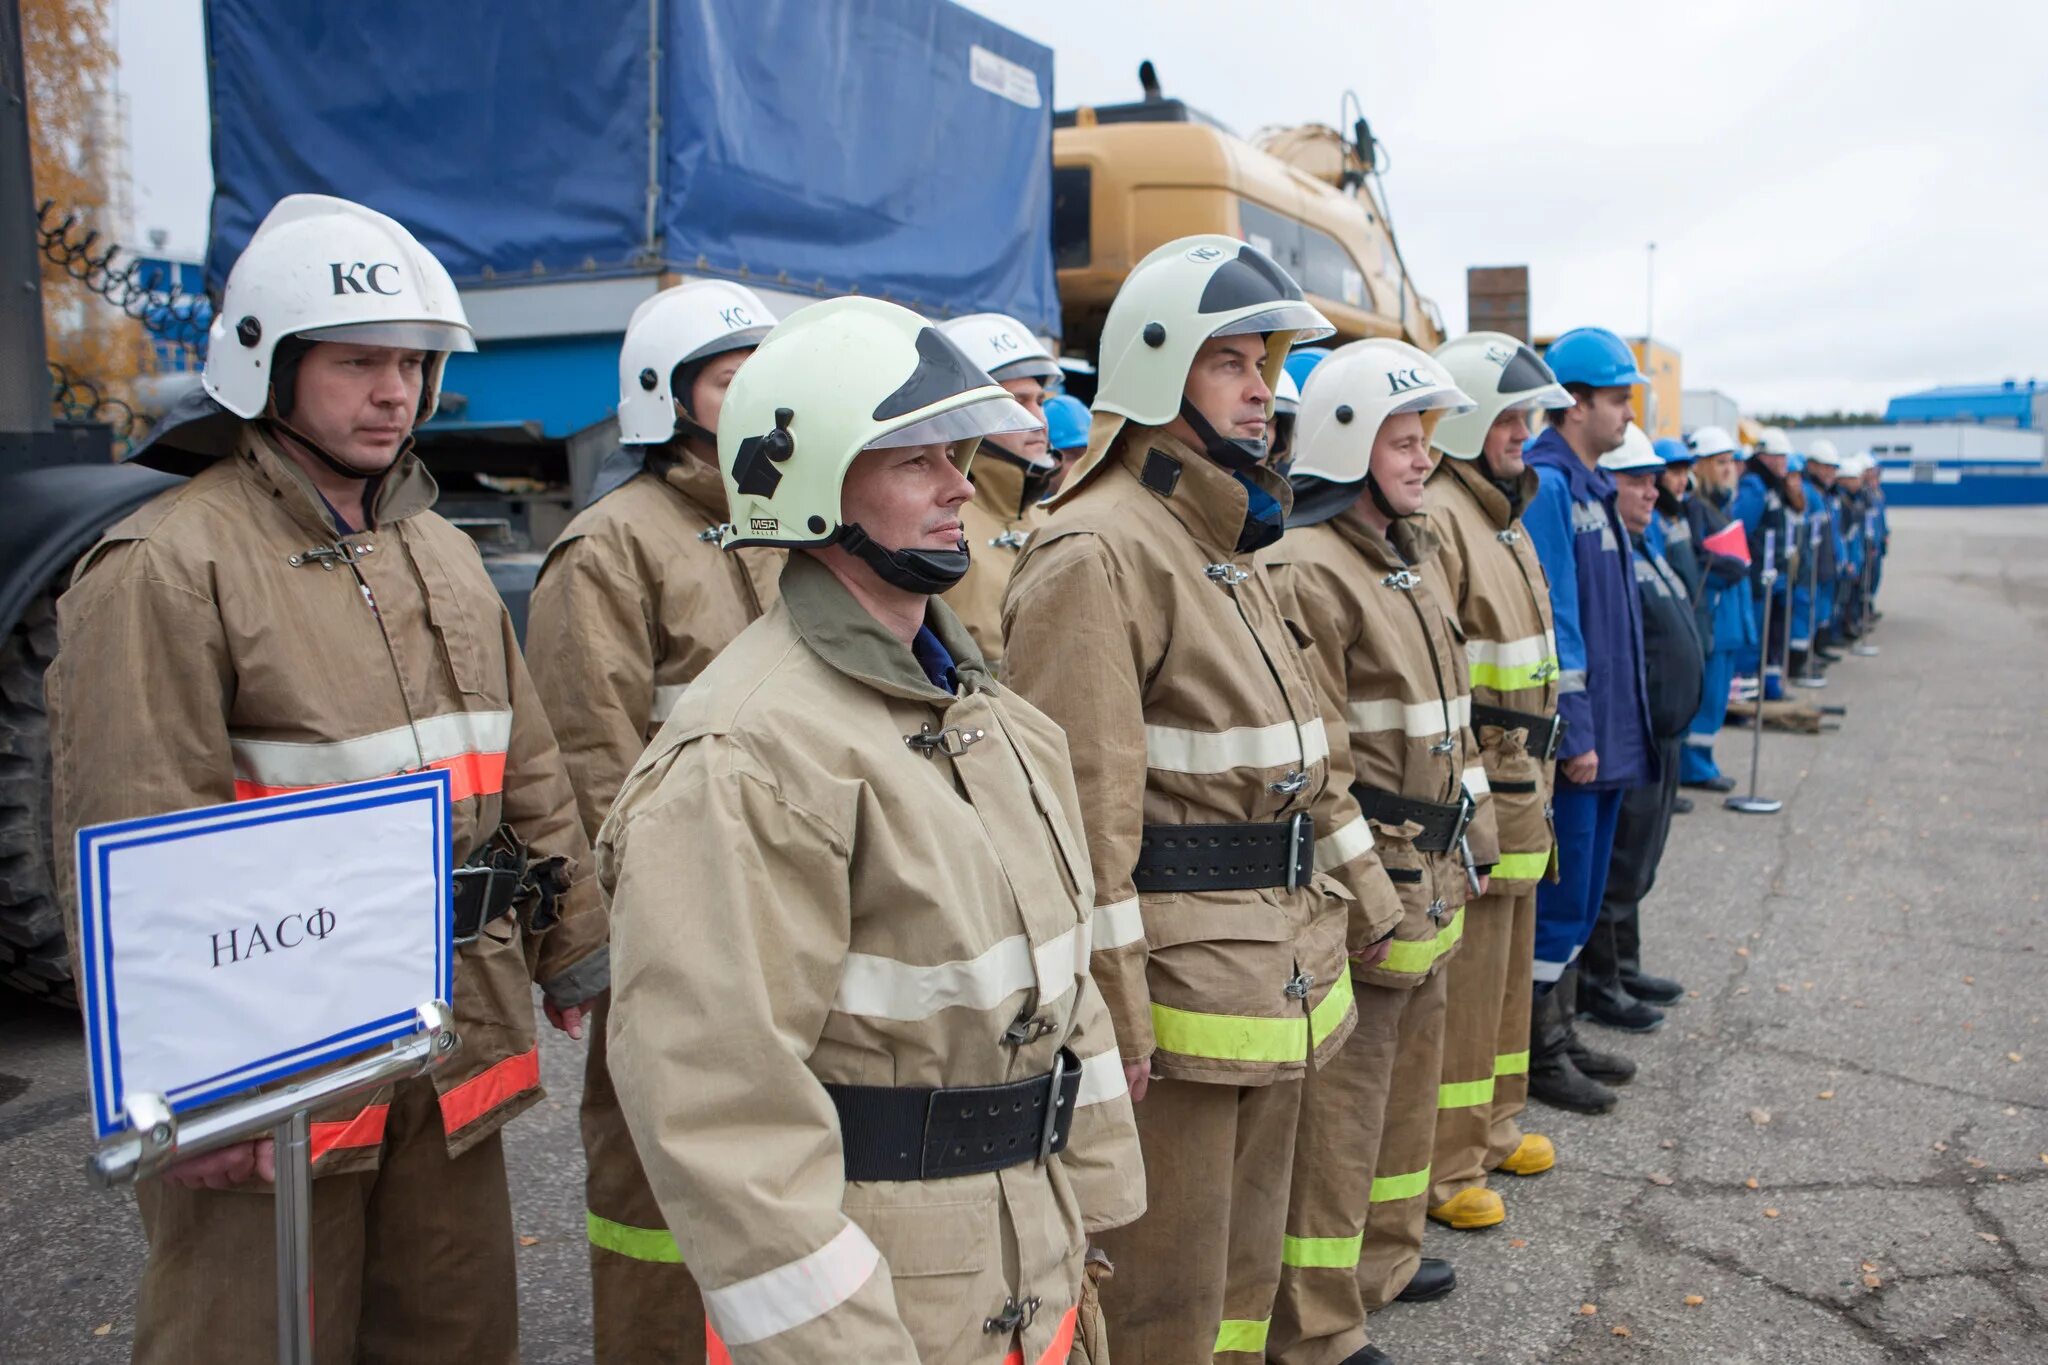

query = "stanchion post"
[1728,529,1784,815]
[1853,508,1881,656]
[274,1109,313,1365]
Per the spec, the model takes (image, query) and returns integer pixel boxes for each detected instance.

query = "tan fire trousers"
[1092,1074,1302,1364]
[1269,970,1447,1364]
[580,991,711,1365]
[1430,884,1536,1206]
[131,1077,517,1365]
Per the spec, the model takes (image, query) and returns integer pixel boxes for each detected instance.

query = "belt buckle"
[450,865,490,945]
[1038,1051,1069,1165]
[1539,715,1565,762]
[1286,811,1314,888]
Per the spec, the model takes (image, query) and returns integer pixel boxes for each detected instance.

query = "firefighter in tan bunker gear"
[1421,332,1576,1219]
[597,297,1146,1364]
[936,312,1062,674]
[1002,236,1405,1365]
[46,194,608,1364]
[525,280,782,1365]
[1262,340,1497,1364]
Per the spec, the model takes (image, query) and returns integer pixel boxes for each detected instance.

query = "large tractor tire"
[0,585,72,1008]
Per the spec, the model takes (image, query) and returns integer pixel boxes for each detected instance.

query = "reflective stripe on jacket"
[1264,506,1498,987]
[49,425,608,1175]
[598,555,1144,1363]
[1424,459,1558,889]
[945,450,1047,678]
[1003,429,1402,1087]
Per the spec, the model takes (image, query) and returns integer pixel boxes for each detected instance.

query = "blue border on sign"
[77,771,454,1140]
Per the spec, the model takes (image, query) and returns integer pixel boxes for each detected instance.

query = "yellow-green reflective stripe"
[1310,964,1356,1048]
[1282,1231,1363,1269]
[1469,659,1558,691]
[1214,1317,1271,1354]
[1492,849,1551,880]
[1438,1076,1495,1109]
[1494,1049,1530,1077]
[1370,1165,1432,1203]
[1382,907,1465,974]
[586,1210,683,1264]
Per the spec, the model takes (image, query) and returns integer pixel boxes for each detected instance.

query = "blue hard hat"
[1284,347,1331,394]
[1044,392,1091,452]
[1543,327,1649,389]
[1652,437,1694,465]
[1786,451,1807,473]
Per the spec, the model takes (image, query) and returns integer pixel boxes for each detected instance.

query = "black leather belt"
[1132,812,1315,893]
[452,825,569,945]
[825,1050,1081,1181]
[1471,702,1566,762]
[1351,785,1474,855]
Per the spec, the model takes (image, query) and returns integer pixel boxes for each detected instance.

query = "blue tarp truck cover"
[205,0,1060,335]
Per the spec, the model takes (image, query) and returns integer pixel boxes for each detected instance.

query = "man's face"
[1614,469,1658,533]
[1584,387,1635,453]
[984,375,1050,464]
[1757,451,1789,479]
[290,342,426,471]
[838,441,974,552]
[1482,407,1532,478]
[1806,462,1836,489]
[1863,469,1881,492]
[1175,334,1271,445]
[1656,464,1692,501]
[1370,412,1435,518]
[684,348,752,434]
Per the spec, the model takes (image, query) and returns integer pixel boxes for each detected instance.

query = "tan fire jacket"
[1423,458,1560,889]
[1265,506,1499,989]
[526,450,781,842]
[599,553,1145,1365]
[48,425,608,1175]
[1002,428,1402,1089]
[945,450,1047,676]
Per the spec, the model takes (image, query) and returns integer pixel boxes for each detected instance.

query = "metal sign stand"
[1727,530,1785,815]
[90,1000,458,1365]
[1793,514,1828,689]
[1853,518,1881,656]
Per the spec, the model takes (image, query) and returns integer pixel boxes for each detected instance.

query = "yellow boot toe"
[1427,1186,1507,1230]
[1497,1132,1556,1176]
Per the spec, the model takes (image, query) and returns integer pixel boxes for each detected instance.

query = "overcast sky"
[114,0,2046,416]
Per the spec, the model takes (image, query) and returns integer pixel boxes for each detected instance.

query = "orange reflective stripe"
[233,749,508,804]
[706,1325,733,1365]
[308,1103,388,1163]
[437,1046,540,1136]
[231,711,512,802]
[1001,1304,1079,1365]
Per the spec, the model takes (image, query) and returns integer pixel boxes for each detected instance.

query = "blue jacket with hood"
[1521,426,1656,791]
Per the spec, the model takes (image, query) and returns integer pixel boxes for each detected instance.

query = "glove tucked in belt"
[1350,785,1474,856]
[1471,702,1566,762]
[452,824,570,945]
[1131,811,1314,893]
[825,1049,1081,1181]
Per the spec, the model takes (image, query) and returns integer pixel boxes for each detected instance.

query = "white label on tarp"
[77,772,451,1139]
[970,44,1042,109]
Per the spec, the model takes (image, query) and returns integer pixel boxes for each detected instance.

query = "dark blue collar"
[911,623,959,695]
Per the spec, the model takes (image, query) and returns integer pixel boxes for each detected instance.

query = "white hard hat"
[1756,427,1794,457]
[1429,331,1573,460]
[1686,424,1739,458]
[1289,339,1475,486]
[1842,451,1872,477]
[719,298,1038,551]
[1274,368,1302,416]
[1598,422,1664,473]
[1805,438,1842,467]
[1057,234,1331,501]
[205,194,475,421]
[938,312,1061,384]
[616,280,778,445]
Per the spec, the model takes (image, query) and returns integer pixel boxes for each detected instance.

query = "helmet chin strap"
[1364,470,1408,522]
[266,416,395,482]
[978,440,1056,512]
[1177,397,1267,474]
[833,522,971,594]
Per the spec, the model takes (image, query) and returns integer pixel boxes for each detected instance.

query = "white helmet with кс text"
[617,280,777,445]
[938,313,1062,385]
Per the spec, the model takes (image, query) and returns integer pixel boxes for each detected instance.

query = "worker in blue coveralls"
[1787,442,1844,686]
[1676,426,1756,791]
[1732,429,1799,700]
[1518,326,1655,1117]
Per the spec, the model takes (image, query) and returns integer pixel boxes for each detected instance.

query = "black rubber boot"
[1396,1258,1457,1303]
[1682,774,1737,793]
[1558,968,1638,1085]
[1528,984,1617,1114]
[1341,1345,1394,1365]
[1577,974,1665,1033]
[1623,969,1685,1005]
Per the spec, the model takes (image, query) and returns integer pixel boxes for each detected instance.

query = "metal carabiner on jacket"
[1380,569,1421,592]
[1426,898,1449,925]
[989,530,1030,551]
[1204,562,1250,586]
[1284,969,1316,1000]
[1495,527,1523,545]
[697,523,731,544]
[1269,769,1309,796]
[288,542,370,570]
[904,722,986,759]
[1532,659,1559,683]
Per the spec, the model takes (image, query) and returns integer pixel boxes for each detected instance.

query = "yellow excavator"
[1053,63,1443,367]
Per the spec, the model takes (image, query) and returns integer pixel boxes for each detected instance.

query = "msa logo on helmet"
[749,516,779,535]
[330,262,403,296]
[719,305,755,330]
[1386,368,1431,395]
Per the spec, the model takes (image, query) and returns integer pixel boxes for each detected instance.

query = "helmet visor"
[865,394,1041,450]
[1393,387,1478,419]
[679,324,775,366]
[988,355,1063,383]
[1209,302,1336,345]
[1504,383,1575,413]
[299,320,478,353]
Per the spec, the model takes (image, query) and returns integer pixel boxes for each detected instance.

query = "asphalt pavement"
[2,505,2043,1364]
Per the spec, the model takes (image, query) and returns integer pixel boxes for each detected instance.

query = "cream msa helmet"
[718,298,1038,592]
[1287,338,1474,525]
[1058,233,1332,500]
[134,194,474,472]
[1429,331,1572,462]
[616,280,777,446]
